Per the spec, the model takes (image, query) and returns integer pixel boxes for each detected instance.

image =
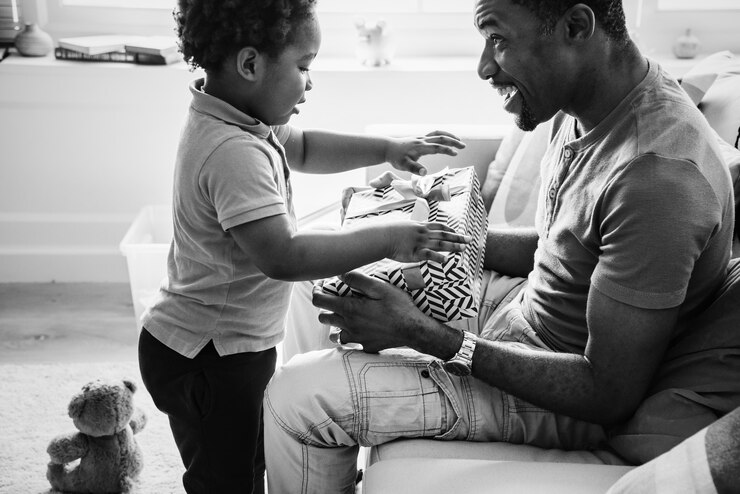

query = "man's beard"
[515,99,538,132]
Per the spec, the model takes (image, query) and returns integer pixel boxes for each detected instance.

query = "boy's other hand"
[387,220,471,263]
[386,130,466,176]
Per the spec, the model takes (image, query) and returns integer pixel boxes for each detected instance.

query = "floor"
[0,282,138,364]
[0,282,367,492]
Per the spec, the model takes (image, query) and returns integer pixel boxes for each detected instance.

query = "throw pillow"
[680,51,740,149]
[487,122,549,228]
[480,125,525,211]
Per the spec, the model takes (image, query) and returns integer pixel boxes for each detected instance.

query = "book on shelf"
[124,36,178,57]
[57,35,133,56]
[54,47,181,65]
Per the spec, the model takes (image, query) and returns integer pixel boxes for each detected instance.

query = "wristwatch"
[443,330,477,376]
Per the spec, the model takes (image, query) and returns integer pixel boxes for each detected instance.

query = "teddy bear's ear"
[123,379,137,394]
[68,392,85,418]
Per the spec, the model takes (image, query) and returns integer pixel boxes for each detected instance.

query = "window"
[59,0,469,13]
[40,0,478,58]
[657,0,740,10]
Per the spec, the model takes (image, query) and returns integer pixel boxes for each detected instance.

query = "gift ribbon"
[343,168,464,221]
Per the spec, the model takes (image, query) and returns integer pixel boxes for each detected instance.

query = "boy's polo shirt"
[143,78,297,357]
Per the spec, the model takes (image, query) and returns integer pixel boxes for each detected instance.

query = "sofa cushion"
[680,51,740,239]
[363,458,633,494]
[680,51,740,149]
[368,438,626,466]
[486,122,549,228]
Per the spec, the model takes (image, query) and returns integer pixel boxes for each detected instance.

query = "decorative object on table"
[354,17,394,67]
[0,0,22,47]
[672,29,700,60]
[14,22,52,56]
[321,167,488,322]
[46,378,148,494]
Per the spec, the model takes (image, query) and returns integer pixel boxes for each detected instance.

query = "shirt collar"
[189,78,272,139]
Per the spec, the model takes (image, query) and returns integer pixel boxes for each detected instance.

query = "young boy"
[137,1,470,493]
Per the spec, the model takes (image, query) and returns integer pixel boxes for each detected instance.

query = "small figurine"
[354,18,395,67]
[673,29,700,60]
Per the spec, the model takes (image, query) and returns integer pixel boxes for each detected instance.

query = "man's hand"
[313,271,431,353]
[385,131,466,176]
[383,221,470,264]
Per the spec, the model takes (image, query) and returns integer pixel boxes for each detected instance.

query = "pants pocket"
[356,361,444,444]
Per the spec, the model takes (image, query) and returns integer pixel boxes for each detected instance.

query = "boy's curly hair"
[174,0,318,72]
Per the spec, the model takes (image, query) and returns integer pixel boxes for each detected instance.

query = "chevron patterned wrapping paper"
[321,167,488,322]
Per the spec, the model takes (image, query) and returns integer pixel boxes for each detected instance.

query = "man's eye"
[489,35,503,45]
[300,67,310,73]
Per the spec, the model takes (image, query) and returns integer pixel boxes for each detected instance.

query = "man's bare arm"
[314,272,678,425]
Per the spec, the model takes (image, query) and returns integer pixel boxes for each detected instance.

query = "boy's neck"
[202,71,247,114]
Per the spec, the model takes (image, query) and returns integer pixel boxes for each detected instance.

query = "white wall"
[0,56,515,282]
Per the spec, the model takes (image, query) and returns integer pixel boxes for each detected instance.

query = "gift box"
[321,167,488,322]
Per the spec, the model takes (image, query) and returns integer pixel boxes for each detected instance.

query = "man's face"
[475,0,571,131]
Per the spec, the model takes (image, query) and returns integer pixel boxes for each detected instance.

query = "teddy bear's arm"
[47,432,88,464]
[129,406,148,434]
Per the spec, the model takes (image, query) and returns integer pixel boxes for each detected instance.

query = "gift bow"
[388,171,452,202]
[343,168,464,221]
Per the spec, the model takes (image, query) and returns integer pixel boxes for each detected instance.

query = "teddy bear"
[46,378,147,494]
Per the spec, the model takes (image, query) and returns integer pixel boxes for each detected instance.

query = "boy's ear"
[235,46,261,81]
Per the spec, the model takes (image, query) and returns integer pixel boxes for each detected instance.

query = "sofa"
[359,51,740,493]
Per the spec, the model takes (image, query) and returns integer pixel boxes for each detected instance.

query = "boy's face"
[475,0,574,131]
[253,15,321,125]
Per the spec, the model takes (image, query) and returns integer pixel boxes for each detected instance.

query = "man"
[264,1,736,492]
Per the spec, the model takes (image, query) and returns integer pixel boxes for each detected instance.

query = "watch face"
[444,360,471,377]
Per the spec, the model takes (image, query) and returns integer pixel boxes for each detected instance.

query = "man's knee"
[266,349,348,431]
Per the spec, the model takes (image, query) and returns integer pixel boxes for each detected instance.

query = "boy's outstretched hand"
[385,130,466,176]
[385,220,471,263]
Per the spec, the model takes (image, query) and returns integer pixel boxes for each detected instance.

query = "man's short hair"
[174,0,317,72]
[512,0,629,45]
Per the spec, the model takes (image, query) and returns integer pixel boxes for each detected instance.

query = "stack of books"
[0,0,22,47]
[55,35,181,65]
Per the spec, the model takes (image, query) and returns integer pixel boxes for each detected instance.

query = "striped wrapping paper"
[321,166,488,322]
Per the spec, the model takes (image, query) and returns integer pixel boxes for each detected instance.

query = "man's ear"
[561,4,595,42]
[236,46,260,81]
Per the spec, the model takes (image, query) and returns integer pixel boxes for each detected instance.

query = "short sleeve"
[200,136,287,231]
[592,155,722,309]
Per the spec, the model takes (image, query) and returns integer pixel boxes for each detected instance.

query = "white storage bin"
[119,205,172,330]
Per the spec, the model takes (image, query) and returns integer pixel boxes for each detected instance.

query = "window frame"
[657,0,740,10]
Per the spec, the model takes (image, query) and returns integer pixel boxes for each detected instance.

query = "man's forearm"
[484,227,538,277]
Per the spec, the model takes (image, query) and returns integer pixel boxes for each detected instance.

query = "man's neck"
[568,42,649,135]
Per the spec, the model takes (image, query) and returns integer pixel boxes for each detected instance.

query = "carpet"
[0,361,184,494]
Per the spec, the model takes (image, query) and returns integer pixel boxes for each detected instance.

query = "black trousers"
[139,328,276,494]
